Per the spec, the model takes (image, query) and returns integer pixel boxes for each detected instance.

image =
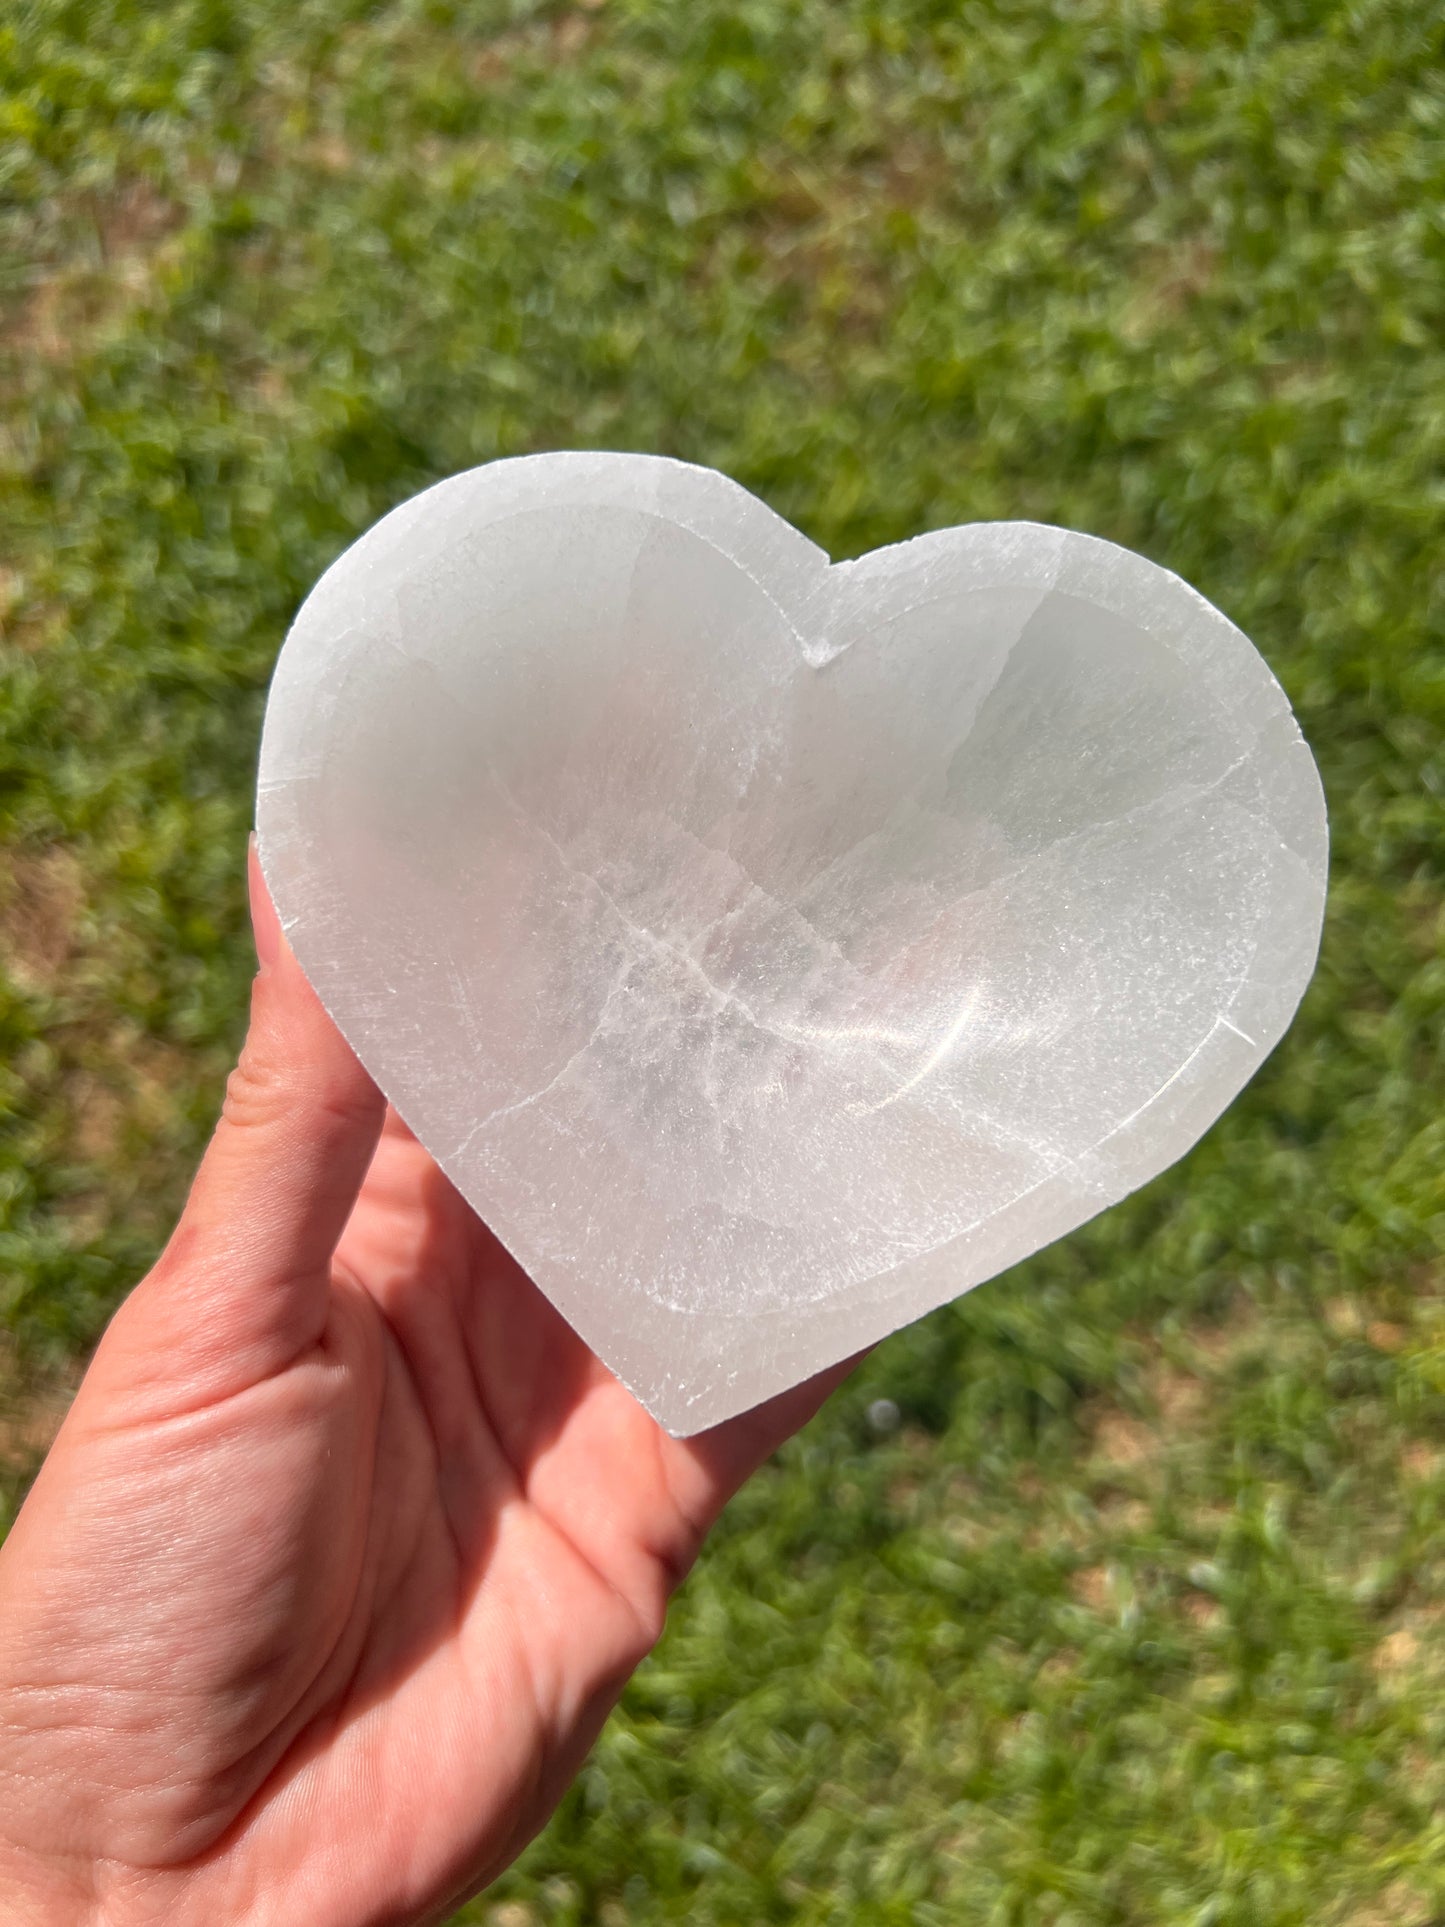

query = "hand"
[0,846,847,1927]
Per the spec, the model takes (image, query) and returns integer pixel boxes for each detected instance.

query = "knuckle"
[219,1043,291,1134]
[219,1038,377,1141]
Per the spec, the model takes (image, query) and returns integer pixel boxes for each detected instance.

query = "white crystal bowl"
[258,453,1327,1433]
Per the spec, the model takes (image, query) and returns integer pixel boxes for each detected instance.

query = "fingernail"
[248,834,281,972]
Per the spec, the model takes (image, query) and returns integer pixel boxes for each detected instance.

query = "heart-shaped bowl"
[257,452,1327,1434]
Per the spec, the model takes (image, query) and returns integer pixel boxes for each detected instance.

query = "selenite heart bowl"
[257,452,1327,1434]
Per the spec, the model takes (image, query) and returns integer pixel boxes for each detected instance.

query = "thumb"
[109,842,386,1403]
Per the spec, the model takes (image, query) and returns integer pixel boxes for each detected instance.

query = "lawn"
[2,0,1443,1920]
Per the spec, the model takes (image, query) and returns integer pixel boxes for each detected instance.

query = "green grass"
[2,0,1443,1919]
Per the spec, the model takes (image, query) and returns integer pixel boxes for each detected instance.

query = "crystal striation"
[256,453,1328,1434]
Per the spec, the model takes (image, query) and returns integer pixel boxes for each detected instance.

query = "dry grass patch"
[2,181,183,371]
[1340,1877,1437,1926]
[1401,1441,1441,1481]
[1186,1293,1265,1369]
[1121,237,1221,342]
[1181,1591,1224,1631]
[0,846,87,990]
[1090,1410,1153,1470]
[1151,1363,1206,1426]
[1366,1321,1408,1353]
[1071,1564,1115,1612]
[1371,1608,1445,1692]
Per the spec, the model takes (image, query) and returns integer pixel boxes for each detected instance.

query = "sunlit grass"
[2,2,1443,1918]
